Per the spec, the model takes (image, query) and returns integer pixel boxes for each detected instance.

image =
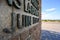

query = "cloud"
[42,12,46,14]
[45,8,56,12]
[42,12,50,19]
[42,8,56,20]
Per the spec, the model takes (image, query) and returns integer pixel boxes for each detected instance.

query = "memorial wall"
[0,0,41,40]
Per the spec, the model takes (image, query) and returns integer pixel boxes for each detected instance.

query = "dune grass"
[42,20,60,22]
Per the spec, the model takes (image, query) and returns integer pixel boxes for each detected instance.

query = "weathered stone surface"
[0,0,41,40]
[20,30,29,40]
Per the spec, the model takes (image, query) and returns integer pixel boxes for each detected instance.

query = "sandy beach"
[42,21,60,32]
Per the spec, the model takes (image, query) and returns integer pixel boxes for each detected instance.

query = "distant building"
[0,0,41,40]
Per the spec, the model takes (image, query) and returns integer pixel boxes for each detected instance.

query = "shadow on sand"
[41,30,60,40]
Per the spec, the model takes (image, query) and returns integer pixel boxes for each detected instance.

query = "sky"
[42,0,60,20]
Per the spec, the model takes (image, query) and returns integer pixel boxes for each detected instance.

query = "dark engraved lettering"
[24,0,31,13]
[33,17,39,24]
[22,15,25,27]
[25,16,31,26]
[31,6,39,16]
[6,0,12,6]
[17,14,21,29]
[31,6,35,15]
[7,0,21,9]
[22,15,31,27]
[31,0,39,10]
[11,13,17,32]
[13,0,21,9]
[24,0,39,16]
[27,3,31,13]
[3,28,12,33]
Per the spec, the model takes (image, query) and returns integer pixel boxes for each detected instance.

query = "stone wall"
[0,0,41,40]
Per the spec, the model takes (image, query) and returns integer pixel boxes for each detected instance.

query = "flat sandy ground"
[42,21,60,32]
